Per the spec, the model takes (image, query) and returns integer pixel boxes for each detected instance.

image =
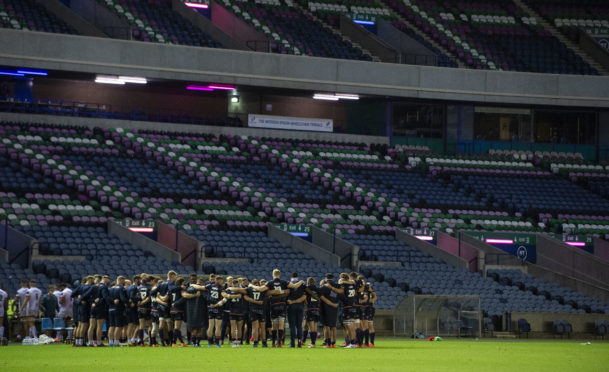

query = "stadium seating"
[2,121,609,317]
[380,0,598,74]
[217,0,372,59]
[487,269,609,314]
[345,234,608,314]
[0,0,77,34]
[552,318,573,337]
[99,0,221,47]
[524,0,609,43]
[25,225,190,283]
[0,260,50,297]
[517,318,531,337]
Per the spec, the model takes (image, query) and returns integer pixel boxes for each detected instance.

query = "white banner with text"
[248,114,333,132]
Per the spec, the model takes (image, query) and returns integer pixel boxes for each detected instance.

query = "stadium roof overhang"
[1,29,609,109]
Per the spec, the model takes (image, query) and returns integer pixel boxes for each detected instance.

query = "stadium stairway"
[290,0,382,62]
[513,0,609,76]
[379,0,466,67]
[33,0,108,38]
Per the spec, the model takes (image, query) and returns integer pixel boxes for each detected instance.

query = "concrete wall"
[579,30,609,73]
[0,247,8,262]
[312,227,358,269]
[594,238,609,263]
[268,225,340,267]
[157,222,203,269]
[536,234,609,291]
[376,20,435,63]
[339,16,397,63]
[108,220,181,263]
[2,29,609,108]
[33,78,229,119]
[69,0,130,39]
[510,312,609,334]
[395,230,468,270]
[35,0,107,38]
[0,112,388,145]
[172,0,245,50]
[436,232,480,272]
[210,1,267,49]
[0,222,34,268]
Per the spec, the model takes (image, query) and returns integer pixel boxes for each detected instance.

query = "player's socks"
[271,330,277,344]
[370,332,375,345]
[310,332,317,345]
[278,330,284,346]
[0,327,4,340]
[364,330,369,344]
[356,329,362,345]
[30,326,38,338]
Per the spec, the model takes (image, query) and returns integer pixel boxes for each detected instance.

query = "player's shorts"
[230,313,244,321]
[57,308,72,319]
[170,310,184,322]
[207,307,222,320]
[78,305,90,322]
[305,309,320,322]
[90,304,107,320]
[342,306,359,321]
[126,308,138,324]
[138,308,151,320]
[270,305,287,320]
[248,311,264,323]
[151,310,160,323]
[157,304,170,319]
[360,306,370,321]
[319,305,325,326]
[322,304,337,328]
[108,310,126,328]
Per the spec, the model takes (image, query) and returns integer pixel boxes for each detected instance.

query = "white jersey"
[0,289,7,317]
[16,287,29,315]
[58,288,73,318]
[28,287,42,313]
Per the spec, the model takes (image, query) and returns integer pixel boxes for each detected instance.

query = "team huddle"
[9,269,377,348]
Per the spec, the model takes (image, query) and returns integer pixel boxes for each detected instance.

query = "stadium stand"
[217,0,372,59]
[524,0,609,43]
[99,0,222,47]
[380,0,599,74]
[0,0,77,34]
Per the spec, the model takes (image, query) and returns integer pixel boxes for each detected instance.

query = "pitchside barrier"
[393,295,482,338]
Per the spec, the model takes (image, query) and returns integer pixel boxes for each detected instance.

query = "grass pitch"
[1,338,607,372]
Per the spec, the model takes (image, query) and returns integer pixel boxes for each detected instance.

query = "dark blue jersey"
[169,285,185,311]
[205,283,222,305]
[137,284,151,309]
[306,285,320,310]
[265,278,289,307]
[126,285,138,308]
[341,282,357,307]
[246,287,265,313]
[107,285,127,311]
[226,288,244,314]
